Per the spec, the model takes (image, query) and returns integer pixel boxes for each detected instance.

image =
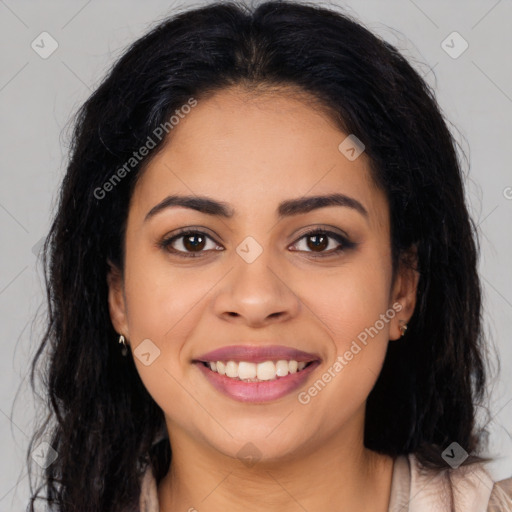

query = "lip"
[194,344,321,364]
[195,359,321,403]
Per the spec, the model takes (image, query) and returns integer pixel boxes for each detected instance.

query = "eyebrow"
[144,193,368,222]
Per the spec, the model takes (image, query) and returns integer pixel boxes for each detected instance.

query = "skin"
[108,85,419,512]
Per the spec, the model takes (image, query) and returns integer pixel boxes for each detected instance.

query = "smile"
[202,359,310,381]
[193,344,322,402]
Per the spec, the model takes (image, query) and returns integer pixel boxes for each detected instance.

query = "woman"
[27,1,512,510]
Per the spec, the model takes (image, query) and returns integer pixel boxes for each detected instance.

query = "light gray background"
[1,0,511,508]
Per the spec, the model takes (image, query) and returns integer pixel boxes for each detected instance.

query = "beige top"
[139,453,512,511]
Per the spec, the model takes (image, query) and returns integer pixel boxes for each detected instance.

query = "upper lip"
[194,345,321,364]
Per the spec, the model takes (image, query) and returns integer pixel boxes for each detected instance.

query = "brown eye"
[290,229,355,257]
[305,232,329,252]
[182,233,206,252]
[159,230,221,258]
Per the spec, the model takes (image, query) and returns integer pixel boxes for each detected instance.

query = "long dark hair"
[25,1,495,510]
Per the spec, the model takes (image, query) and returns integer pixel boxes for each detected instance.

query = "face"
[108,86,418,464]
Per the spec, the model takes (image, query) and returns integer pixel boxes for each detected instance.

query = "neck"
[157,418,394,512]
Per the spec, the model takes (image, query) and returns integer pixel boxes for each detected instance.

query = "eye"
[289,228,354,257]
[159,227,355,259]
[158,229,222,258]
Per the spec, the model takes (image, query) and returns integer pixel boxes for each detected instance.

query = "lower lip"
[195,361,320,403]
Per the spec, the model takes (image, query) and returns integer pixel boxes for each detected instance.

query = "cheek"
[122,249,233,417]
[299,254,393,412]
[126,274,197,425]
[123,242,205,342]
[295,250,393,408]
[303,253,392,342]
[298,282,391,428]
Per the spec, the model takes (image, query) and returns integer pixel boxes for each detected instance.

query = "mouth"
[192,344,322,402]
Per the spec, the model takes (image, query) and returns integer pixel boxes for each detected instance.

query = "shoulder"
[389,453,512,511]
[488,476,512,511]
[404,453,512,511]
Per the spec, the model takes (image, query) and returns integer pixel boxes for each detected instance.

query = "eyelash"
[158,228,355,259]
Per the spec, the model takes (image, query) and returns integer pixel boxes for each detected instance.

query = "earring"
[399,321,408,338]
[118,334,128,356]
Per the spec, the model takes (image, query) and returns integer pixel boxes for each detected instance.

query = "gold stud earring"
[399,322,408,338]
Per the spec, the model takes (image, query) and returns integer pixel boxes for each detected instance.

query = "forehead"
[130,86,388,229]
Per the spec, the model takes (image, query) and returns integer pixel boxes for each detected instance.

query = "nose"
[211,249,301,328]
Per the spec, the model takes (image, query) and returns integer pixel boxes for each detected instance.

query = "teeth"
[276,360,289,377]
[257,361,275,381]
[238,361,257,380]
[216,361,225,375]
[225,361,238,378]
[204,359,309,381]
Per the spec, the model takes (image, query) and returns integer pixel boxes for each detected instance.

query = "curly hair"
[25,1,494,510]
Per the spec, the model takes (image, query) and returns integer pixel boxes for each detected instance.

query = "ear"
[106,258,130,339]
[389,245,419,340]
